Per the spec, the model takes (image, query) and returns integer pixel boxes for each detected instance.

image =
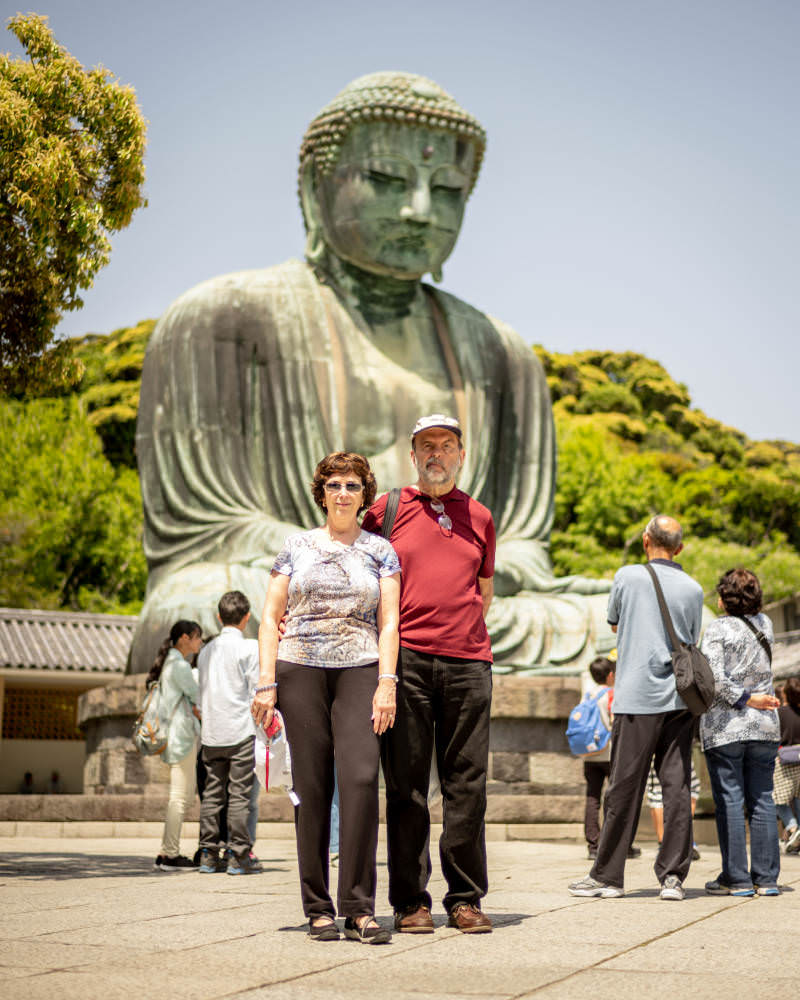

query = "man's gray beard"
[418,463,460,491]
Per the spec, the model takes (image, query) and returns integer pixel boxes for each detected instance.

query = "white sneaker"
[660,875,684,900]
[568,875,624,898]
[755,884,780,896]
[785,827,800,854]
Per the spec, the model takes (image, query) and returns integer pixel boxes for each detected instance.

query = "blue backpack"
[565,687,611,757]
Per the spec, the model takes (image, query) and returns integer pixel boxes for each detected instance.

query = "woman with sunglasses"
[252,452,400,944]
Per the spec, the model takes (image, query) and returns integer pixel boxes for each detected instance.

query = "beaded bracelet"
[378,673,399,684]
[254,683,277,693]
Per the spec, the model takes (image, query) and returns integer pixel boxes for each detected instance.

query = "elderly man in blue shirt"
[569,516,704,902]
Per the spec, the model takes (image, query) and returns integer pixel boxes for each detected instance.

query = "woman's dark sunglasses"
[324,480,363,493]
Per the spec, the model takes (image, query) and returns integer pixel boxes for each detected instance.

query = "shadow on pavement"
[276,912,533,933]
[0,852,160,879]
[486,912,532,927]
[624,885,795,899]
[0,853,288,880]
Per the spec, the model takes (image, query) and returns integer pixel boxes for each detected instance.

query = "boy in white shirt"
[197,591,261,875]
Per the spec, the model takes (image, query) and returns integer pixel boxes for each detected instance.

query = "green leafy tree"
[0,396,146,611]
[680,536,800,606]
[539,346,800,607]
[552,421,673,572]
[573,382,643,417]
[0,14,146,394]
[71,318,154,465]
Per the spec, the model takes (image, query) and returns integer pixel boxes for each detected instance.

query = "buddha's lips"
[376,221,454,247]
[388,233,428,251]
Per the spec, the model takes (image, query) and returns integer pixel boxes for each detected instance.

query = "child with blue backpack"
[581,657,615,859]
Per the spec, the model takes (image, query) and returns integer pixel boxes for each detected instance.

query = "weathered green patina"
[129,72,612,676]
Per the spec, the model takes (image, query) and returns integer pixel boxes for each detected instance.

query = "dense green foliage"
[1,330,797,615]
[539,347,800,604]
[0,395,146,611]
[0,14,146,394]
[71,319,154,466]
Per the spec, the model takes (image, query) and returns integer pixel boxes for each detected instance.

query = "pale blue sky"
[6,0,798,441]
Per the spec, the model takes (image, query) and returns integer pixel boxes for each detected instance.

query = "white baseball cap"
[410,414,463,440]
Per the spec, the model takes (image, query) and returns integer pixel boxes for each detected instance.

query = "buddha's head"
[299,72,487,283]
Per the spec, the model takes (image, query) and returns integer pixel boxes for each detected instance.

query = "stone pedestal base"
[76,673,587,823]
[78,675,168,794]
[486,675,584,823]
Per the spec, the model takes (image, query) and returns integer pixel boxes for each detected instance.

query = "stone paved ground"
[0,836,796,1000]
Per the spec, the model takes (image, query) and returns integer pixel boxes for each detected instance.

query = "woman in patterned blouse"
[252,453,401,944]
[700,568,781,896]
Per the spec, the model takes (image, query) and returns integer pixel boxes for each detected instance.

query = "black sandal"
[344,915,392,945]
[308,917,339,941]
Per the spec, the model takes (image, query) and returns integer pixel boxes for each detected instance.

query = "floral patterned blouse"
[272,529,400,668]
[699,612,779,751]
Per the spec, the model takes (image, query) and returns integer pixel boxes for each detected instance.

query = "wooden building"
[0,608,135,793]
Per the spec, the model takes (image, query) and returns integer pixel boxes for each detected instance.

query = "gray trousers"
[199,736,255,858]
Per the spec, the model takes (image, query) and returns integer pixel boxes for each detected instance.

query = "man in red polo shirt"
[362,414,495,935]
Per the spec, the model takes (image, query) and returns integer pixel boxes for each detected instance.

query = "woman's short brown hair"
[310,452,377,514]
[716,567,763,617]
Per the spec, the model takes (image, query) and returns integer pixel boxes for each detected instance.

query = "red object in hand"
[264,714,282,740]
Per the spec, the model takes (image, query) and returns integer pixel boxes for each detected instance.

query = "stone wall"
[73,673,585,825]
[78,675,165,794]
[484,675,583,824]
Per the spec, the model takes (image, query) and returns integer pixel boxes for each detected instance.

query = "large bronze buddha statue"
[130,72,612,675]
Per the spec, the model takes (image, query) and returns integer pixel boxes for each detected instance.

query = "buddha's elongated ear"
[300,162,326,265]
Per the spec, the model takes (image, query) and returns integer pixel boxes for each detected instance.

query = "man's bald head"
[644,515,683,556]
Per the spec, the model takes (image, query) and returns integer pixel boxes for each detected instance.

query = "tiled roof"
[0,608,136,673]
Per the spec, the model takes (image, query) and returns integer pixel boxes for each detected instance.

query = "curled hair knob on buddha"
[298,72,486,190]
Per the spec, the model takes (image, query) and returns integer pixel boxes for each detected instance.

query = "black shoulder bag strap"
[381,488,402,540]
[736,615,772,664]
[644,562,682,652]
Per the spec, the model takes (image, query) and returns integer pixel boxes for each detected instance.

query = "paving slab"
[515,969,797,1000]
[0,837,796,1000]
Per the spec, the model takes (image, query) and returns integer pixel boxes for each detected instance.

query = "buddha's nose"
[399,180,432,223]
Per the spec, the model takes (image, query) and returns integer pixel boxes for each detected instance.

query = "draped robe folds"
[130,259,612,675]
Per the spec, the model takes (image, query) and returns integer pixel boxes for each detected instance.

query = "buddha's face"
[314,122,476,280]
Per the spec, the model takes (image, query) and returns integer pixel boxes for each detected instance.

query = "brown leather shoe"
[394,904,434,933]
[448,903,492,934]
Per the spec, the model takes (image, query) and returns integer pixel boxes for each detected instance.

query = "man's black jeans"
[382,647,492,914]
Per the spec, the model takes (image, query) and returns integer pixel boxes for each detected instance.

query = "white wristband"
[378,673,399,684]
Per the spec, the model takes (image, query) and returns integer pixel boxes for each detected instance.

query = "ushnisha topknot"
[299,71,487,193]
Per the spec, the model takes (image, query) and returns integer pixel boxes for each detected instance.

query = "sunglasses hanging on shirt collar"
[429,498,452,536]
